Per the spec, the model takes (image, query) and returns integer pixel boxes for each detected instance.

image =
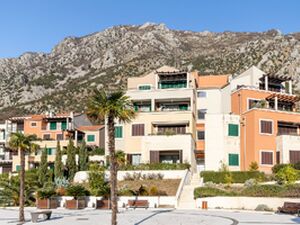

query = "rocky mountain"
[1,23,300,120]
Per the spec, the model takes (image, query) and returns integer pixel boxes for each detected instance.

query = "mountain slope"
[1,23,300,120]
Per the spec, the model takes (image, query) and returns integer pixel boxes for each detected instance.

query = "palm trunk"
[108,115,117,225]
[19,148,25,222]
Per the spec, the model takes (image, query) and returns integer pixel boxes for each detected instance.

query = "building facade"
[106,65,300,173]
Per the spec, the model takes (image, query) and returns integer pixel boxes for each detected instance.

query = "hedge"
[200,171,266,184]
[194,184,300,199]
[119,163,191,171]
[272,163,300,174]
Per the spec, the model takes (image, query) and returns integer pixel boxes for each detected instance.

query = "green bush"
[37,188,57,199]
[88,164,110,197]
[241,185,284,197]
[272,164,291,174]
[200,171,266,184]
[194,187,235,199]
[66,184,89,199]
[275,165,298,184]
[119,163,190,171]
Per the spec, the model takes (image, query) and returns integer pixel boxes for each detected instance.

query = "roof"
[10,112,81,121]
[197,74,229,88]
[77,125,104,131]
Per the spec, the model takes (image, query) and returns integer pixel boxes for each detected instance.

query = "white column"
[289,80,292,94]
[151,99,155,112]
[264,75,268,91]
[75,130,78,147]
[275,96,278,111]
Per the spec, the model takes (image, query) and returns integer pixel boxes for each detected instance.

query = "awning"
[152,120,190,125]
[266,93,300,103]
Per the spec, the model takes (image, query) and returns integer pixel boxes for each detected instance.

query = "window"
[229,154,239,166]
[115,126,123,138]
[43,134,51,140]
[87,135,95,142]
[16,165,21,171]
[132,124,145,136]
[289,150,300,164]
[61,121,67,130]
[50,122,57,130]
[56,134,63,141]
[228,124,239,136]
[47,148,52,155]
[261,151,273,165]
[260,120,273,134]
[198,109,207,120]
[127,154,141,165]
[138,85,151,90]
[30,122,37,127]
[248,99,261,110]
[197,131,205,140]
[197,91,206,98]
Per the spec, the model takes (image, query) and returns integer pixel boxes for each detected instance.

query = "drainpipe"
[275,96,278,111]
[242,117,247,171]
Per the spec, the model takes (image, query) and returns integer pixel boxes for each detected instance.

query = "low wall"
[196,197,300,211]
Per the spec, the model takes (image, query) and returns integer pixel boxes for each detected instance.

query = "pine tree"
[54,141,64,179]
[66,139,77,181]
[78,140,88,171]
[38,147,49,185]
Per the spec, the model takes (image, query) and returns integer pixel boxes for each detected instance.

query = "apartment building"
[0,121,12,173]
[106,66,198,171]
[107,65,300,173]
[8,112,104,172]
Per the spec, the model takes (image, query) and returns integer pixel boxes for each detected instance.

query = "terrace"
[157,71,188,89]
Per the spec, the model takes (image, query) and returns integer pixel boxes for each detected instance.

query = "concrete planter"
[36,198,58,209]
[96,199,111,209]
[65,199,86,209]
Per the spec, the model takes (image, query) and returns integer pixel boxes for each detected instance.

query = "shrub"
[244,179,258,188]
[255,204,272,211]
[54,177,69,188]
[249,161,259,171]
[241,185,283,197]
[124,172,164,181]
[275,165,298,184]
[194,187,235,199]
[37,188,57,199]
[200,171,266,184]
[119,163,190,171]
[293,162,300,170]
[149,186,159,196]
[224,173,233,185]
[66,184,89,199]
[272,164,291,174]
[88,164,110,197]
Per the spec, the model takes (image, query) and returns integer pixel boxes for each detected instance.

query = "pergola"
[266,93,300,110]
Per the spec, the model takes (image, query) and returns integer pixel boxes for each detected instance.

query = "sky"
[0,0,300,58]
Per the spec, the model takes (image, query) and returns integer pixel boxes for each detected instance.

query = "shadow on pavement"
[134,209,173,225]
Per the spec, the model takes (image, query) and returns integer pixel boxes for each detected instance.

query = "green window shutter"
[179,105,188,110]
[61,121,67,130]
[115,126,123,138]
[229,154,239,166]
[134,104,139,112]
[16,165,21,171]
[47,148,52,155]
[228,124,239,136]
[87,135,95,142]
[139,85,151,90]
[50,122,57,130]
[49,164,54,170]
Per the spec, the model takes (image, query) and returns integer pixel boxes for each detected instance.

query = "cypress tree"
[66,139,77,181]
[54,141,64,179]
[78,140,88,171]
[38,147,49,185]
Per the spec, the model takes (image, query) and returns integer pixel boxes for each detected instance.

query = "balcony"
[155,99,191,112]
[158,72,188,89]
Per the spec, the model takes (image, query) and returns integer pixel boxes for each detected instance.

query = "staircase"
[177,173,202,209]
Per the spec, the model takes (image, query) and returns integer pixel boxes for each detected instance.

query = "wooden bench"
[278,202,300,216]
[31,210,52,223]
[126,200,149,210]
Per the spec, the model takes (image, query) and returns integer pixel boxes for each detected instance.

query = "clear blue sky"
[1,0,300,58]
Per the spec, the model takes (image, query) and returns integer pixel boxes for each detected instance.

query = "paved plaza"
[0,208,299,225]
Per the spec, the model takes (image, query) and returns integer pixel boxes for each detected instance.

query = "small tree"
[54,141,64,179]
[66,139,77,181]
[89,163,110,197]
[38,147,49,185]
[249,161,259,171]
[78,140,88,171]
[275,165,298,184]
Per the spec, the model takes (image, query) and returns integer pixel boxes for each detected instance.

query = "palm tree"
[87,90,135,225]
[9,132,39,222]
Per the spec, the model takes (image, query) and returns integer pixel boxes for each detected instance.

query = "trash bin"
[202,201,208,209]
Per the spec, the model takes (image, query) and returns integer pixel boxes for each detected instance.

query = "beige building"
[106,66,198,171]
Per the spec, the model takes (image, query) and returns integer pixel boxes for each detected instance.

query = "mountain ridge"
[1,23,300,121]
